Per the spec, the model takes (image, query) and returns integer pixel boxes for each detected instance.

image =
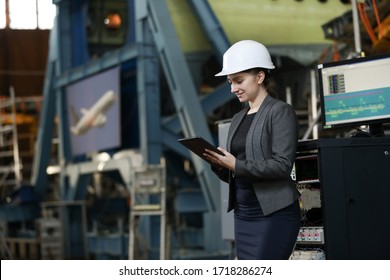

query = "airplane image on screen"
[69,90,117,136]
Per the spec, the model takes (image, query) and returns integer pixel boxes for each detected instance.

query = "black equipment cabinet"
[296,137,390,260]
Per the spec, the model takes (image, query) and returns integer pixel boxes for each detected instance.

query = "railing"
[0,238,40,260]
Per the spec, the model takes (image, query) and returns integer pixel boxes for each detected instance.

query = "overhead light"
[104,13,122,30]
[87,0,129,54]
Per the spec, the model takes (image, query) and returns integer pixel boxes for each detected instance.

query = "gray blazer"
[213,94,300,216]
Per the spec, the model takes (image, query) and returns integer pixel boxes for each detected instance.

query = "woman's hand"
[204,147,236,171]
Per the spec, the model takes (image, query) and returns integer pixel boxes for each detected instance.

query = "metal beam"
[188,0,230,64]
[30,18,58,200]
[161,0,234,136]
[162,83,233,135]
[55,44,139,88]
[144,0,219,212]
[135,1,162,164]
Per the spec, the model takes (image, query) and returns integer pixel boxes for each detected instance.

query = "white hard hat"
[215,40,275,76]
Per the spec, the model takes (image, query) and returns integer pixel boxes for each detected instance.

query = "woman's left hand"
[204,147,236,171]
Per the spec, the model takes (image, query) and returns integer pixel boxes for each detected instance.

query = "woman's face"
[227,71,264,103]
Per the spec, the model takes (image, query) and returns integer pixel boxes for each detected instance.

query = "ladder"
[0,86,22,189]
[0,223,13,259]
[128,164,166,260]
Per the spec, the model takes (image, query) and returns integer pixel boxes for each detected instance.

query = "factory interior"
[0,0,390,260]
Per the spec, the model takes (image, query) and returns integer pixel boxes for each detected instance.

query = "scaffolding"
[128,165,166,260]
[0,86,22,189]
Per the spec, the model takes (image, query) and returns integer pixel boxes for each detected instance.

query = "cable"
[363,2,378,41]
[333,41,340,61]
[358,2,377,44]
[361,2,377,43]
[372,0,383,37]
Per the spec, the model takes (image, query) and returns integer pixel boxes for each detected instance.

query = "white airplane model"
[69,90,117,136]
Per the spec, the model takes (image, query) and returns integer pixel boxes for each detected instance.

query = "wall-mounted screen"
[318,53,390,136]
[66,66,121,156]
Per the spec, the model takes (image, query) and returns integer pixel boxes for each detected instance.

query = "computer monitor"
[317,53,390,136]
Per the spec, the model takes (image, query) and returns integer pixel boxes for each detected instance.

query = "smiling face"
[227,70,266,104]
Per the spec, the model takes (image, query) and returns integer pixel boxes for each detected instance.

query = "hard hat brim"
[215,65,275,77]
[215,69,232,76]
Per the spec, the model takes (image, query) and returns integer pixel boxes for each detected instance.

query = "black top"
[230,112,262,217]
[231,112,256,160]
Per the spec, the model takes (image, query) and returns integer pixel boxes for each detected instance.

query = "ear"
[257,71,265,84]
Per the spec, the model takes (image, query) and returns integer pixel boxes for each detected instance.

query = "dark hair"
[245,68,279,98]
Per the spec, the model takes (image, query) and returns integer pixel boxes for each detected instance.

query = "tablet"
[178,136,224,163]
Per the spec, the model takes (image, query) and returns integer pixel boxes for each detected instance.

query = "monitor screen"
[318,53,390,135]
[66,66,121,156]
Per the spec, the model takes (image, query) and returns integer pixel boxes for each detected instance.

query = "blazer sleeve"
[211,164,230,183]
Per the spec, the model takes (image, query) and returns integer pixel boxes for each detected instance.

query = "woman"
[204,40,301,260]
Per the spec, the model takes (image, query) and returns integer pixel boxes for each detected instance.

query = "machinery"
[1,0,388,260]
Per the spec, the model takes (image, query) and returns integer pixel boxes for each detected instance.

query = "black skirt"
[233,179,301,260]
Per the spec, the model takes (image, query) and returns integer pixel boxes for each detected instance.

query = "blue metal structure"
[25,0,238,259]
